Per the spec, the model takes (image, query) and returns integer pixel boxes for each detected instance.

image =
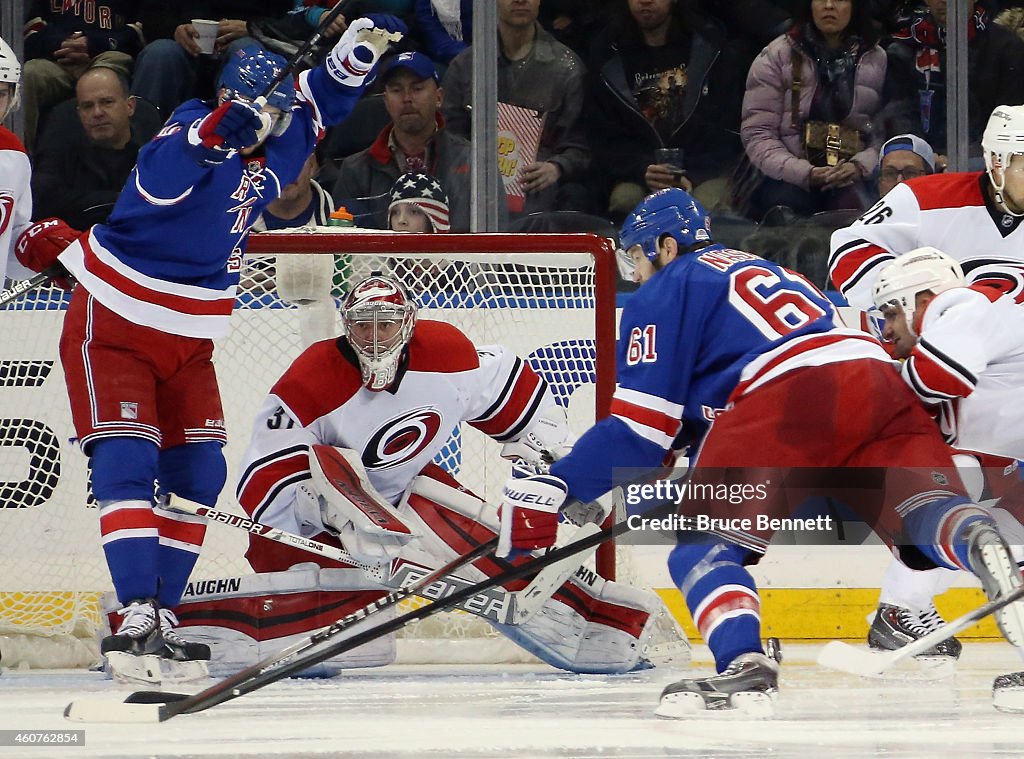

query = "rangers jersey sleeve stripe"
[609,396,682,448]
[904,338,978,401]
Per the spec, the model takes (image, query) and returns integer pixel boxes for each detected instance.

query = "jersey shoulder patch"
[406,320,479,373]
[270,339,362,425]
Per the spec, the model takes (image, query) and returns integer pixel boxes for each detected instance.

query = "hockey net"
[0,230,670,668]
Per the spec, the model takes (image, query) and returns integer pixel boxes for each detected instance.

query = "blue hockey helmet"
[619,188,712,265]
[218,44,295,112]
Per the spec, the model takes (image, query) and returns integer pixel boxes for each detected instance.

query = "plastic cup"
[192,19,219,55]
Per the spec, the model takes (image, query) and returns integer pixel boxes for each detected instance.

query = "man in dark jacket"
[31,67,161,229]
[584,0,746,219]
[333,52,504,231]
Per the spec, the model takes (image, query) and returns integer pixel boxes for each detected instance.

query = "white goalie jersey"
[904,284,1024,459]
[236,319,557,536]
[830,172,1024,310]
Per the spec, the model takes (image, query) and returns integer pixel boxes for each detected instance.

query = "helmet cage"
[341,277,418,390]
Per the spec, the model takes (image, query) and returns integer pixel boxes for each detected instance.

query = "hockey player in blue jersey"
[496,187,1024,716]
[14,16,407,684]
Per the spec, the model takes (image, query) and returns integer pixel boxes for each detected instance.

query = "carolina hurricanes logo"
[963,261,1024,304]
[0,191,14,237]
[362,407,444,470]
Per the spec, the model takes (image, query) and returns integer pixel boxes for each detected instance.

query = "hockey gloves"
[326,14,407,90]
[16,217,81,290]
[497,471,567,558]
[190,100,266,165]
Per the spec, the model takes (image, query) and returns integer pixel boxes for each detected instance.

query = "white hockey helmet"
[0,36,21,117]
[872,247,965,330]
[341,275,418,391]
[983,105,1024,216]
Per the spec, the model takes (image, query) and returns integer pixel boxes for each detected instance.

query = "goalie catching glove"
[500,405,575,473]
[326,14,407,90]
[15,217,81,290]
[497,471,567,558]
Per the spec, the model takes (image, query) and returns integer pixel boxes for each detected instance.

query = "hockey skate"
[655,647,779,719]
[868,603,962,659]
[102,600,209,686]
[965,522,1024,647]
[993,671,1024,713]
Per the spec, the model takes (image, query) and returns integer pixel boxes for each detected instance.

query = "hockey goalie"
[166,274,675,676]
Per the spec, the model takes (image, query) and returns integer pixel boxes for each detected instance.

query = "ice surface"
[1,643,1023,758]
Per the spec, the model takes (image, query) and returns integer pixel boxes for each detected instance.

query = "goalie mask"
[871,247,964,334]
[0,36,21,119]
[617,188,712,280]
[341,275,418,391]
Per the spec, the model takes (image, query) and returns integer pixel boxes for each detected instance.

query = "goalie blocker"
[152,448,665,675]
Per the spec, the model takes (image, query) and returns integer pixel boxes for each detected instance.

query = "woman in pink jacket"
[739,0,885,221]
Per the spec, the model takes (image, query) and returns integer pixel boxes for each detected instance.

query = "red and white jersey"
[0,126,34,283]
[904,284,1024,459]
[236,320,554,535]
[830,172,1024,310]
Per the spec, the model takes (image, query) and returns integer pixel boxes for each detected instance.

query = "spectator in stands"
[253,148,334,231]
[333,52,500,231]
[31,67,160,230]
[21,0,142,151]
[442,0,591,215]
[739,0,886,221]
[585,0,747,220]
[388,171,452,232]
[538,0,615,59]
[131,2,338,118]
[876,132,936,198]
[877,0,1024,168]
[415,0,473,66]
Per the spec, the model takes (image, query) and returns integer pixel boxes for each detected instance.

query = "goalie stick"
[64,500,660,723]
[0,266,69,307]
[818,585,1024,677]
[159,493,599,626]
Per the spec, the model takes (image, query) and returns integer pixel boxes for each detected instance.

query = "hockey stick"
[160,492,596,626]
[65,503,652,723]
[65,534,498,723]
[818,585,1024,677]
[0,267,64,307]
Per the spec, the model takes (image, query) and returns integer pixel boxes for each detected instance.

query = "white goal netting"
[0,230,628,668]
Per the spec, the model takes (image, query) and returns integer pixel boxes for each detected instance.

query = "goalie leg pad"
[488,571,664,674]
[123,565,395,677]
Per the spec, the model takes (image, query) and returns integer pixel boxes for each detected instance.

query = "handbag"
[791,48,863,168]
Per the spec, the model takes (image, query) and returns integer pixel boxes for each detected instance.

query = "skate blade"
[993,686,1024,713]
[106,652,209,687]
[654,691,775,720]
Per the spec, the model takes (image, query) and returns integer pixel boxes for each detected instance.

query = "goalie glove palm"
[497,473,567,558]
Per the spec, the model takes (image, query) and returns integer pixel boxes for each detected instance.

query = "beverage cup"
[192,19,219,55]
[655,148,685,179]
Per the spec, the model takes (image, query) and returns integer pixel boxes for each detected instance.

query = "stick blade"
[816,640,892,677]
[64,698,167,723]
[125,690,191,704]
